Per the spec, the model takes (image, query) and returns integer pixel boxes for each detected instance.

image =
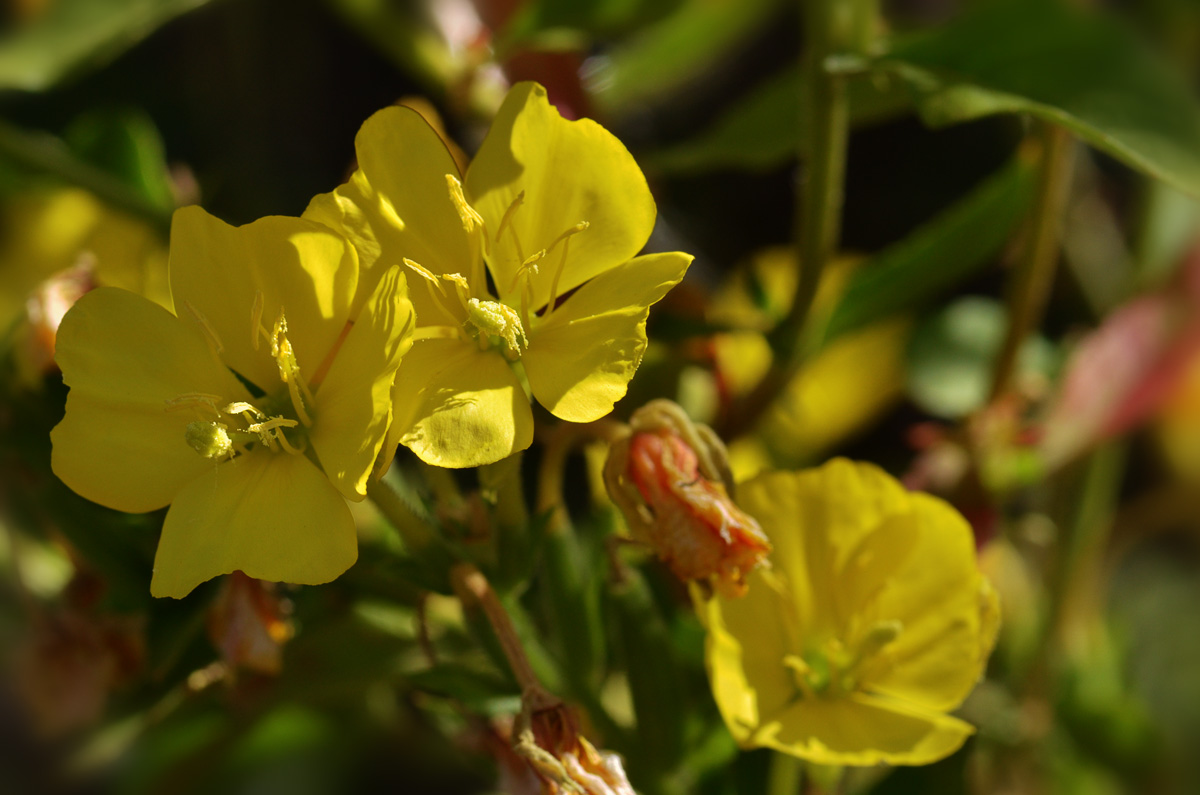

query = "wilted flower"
[697,458,999,765]
[505,691,635,795]
[51,207,414,597]
[604,399,771,598]
[305,81,692,467]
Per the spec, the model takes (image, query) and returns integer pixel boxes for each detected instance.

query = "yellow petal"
[150,451,357,599]
[750,691,974,766]
[737,461,911,639]
[759,318,910,462]
[862,494,991,712]
[524,252,691,422]
[310,265,414,500]
[387,338,533,468]
[697,569,802,745]
[305,106,476,324]
[50,287,250,514]
[467,82,656,311]
[168,206,358,390]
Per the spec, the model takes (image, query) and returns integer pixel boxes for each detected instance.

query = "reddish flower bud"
[604,400,770,598]
[207,572,293,675]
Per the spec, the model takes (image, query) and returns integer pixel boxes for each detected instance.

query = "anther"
[222,401,265,420]
[403,258,461,324]
[446,175,486,237]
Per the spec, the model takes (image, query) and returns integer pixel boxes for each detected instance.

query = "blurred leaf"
[0,119,173,230]
[64,109,175,212]
[646,67,911,174]
[503,0,682,45]
[906,296,1055,419]
[820,156,1036,346]
[0,0,211,92]
[407,664,520,715]
[881,0,1200,196]
[590,0,784,116]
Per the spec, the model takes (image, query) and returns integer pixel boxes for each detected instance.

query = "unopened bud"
[604,400,770,598]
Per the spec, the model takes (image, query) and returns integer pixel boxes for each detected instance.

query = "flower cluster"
[49,82,691,598]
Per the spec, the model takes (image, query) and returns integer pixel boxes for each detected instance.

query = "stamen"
[446,175,486,237]
[165,393,223,417]
[269,312,314,428]
[542,222,589,321]
[183,301,224,356]
[222,401,265,420]
[442,273,472,310]
[250,290,265,351]
[247,417,302,455]
[404,258,461,324]
[782,655,817,701]
[496,190,527,263]
[412,325,463,341]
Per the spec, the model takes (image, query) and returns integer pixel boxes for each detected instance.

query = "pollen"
[185,421,234,460]
[467,298,527,357]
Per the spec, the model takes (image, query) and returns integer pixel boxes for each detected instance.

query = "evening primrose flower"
[697,459,999,766]
[304,82,692,468]
[50,207,414,598]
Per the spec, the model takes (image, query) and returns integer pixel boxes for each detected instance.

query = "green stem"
[1023,442,1125,695]
[990,122,1075,400]
[767,752,803,795]
[366,476,440,554]
[725,0,856,439]
[0,119,173,233]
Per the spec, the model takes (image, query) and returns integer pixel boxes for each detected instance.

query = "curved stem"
[991,122,1075,400]
[724,0,855,440]
[451,562,543,693]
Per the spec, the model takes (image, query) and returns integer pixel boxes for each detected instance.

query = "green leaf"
[880,0,1200,196]
[0,119,173,230]
[501,0,682,46]
[905,296,1055,419]
[0,0,211,92]
[64,109,175,212]
[406,664,521,715]
[589,0,783,116]
[645,67,912,174]
[820,156,1036,347]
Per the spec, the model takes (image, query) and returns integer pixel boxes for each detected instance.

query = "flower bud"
[604,399,770,598]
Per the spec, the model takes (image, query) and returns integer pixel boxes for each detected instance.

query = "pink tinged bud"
[605,400,771,598]
[207,572,293,675]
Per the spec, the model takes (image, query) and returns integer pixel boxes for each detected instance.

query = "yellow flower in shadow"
[305,82,692,468]
[697,459,999,765]
[50,207,413,598]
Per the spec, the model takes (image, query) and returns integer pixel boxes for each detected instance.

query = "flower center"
[404,178,590,356]
[782,620,902,700]
[169,298,317,460]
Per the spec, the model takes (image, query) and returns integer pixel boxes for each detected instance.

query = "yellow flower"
[697,459,999,766]
[0,187,169,328]
[50,207,414,598]
[305,82,692,468]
